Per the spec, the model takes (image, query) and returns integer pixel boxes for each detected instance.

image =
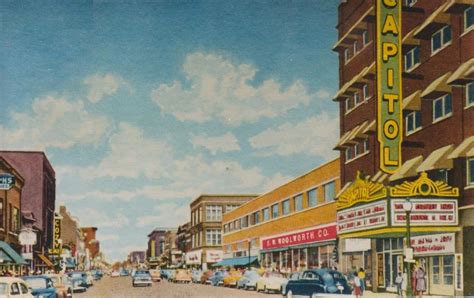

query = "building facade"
[221,159,340,271]
[333,0,473,296]
[187,194,258,270]
[58,205,85,269]
[177,222,191,256]
[147,228,168,268]
[81,226,100,269]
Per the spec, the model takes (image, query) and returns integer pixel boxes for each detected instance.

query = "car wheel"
[287,290,293,298]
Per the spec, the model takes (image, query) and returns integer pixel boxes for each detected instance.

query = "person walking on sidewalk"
[395,272,404,298]
[353,274,362,298]
[358,268,366,295]
[415,266,426,298]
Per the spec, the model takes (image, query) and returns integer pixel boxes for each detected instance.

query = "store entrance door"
[429,255,454,296]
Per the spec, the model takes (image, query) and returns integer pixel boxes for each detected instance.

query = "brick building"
[177,222,191,255]
[58,205,84,268]
[332,1,473,296]
[186,194,257,270]
[221,159,340,271]
[81,227,100,261]
[147,228,168,268]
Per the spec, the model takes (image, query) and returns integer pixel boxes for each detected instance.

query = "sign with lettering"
[410,233,455,256]
[19,229,37,245]
[338,201,388,234]
[377,0,403,174]
[337,172,387,210]
[261,224,337,250]
[50,217,62,255]
[206,250,223,263]
[391,199,458,226]
[185,250,202,264]
[0,174,15,190]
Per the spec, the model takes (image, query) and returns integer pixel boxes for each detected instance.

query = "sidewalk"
[362,291,455,298]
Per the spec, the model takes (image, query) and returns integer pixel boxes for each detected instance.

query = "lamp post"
[403,199,414,298]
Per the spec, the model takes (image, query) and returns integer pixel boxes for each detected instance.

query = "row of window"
[191,204,241,225]
[345,83,370,114]
[344,30,370,64]
[223,181,336,234]
[0,201,20,233]
[345,139,369,163]
[191,229,222,248]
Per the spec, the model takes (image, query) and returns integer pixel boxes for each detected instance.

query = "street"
[75,276,276,298]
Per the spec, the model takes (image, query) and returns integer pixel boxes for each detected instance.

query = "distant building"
[163,229,180,267]
[177,222,191,255]
[58,205,85,269]
[147,228,174,268]
[81,227,100,264]
[128,251,146,264]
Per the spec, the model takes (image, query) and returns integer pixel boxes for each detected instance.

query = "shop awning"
[333,6,374,51]
[389,155,424,182]
[403,90,422,111]
[371,171,388,184]
[413,2,451,39]
[363,119,376,134]
[402,26,421,49]
[444,0,474,13]
[420,72,452,99]
[212,256,258,267]
[417,144,454,172]
[333,63,375,101]
[353,120,370,140]
[38,254,54,267]
[0,241,27,265]
[447,58,474,86]
[448,136,474,159]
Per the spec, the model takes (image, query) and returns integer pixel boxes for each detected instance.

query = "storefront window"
[443,255,454,285]
[308,247,319,269]
[433,256,440,284]
[320,246,329,268]
[292,249,299,271]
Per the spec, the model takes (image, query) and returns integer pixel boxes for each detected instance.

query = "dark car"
[67,271,89,292]
[22,275,58,298]
[284,269,352,298]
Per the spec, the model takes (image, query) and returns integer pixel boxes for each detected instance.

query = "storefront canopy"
[0,241,27,265]
[212,256,257,267]
[38,254,54,268]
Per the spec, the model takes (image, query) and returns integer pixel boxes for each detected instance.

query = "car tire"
[287,290,293,298]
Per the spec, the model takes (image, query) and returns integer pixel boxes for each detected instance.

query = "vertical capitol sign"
[377,0,402,174]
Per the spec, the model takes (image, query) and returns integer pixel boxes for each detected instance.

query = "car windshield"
[25,278,48,289]
[136,273,150,278]
[70,273,83,279]
[0,283,7,294]
[246,271,259,278]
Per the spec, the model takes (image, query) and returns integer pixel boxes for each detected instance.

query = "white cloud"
[191,132,240,154]
[72,208,130,228]
[0,96,111,151]
[151,52,315,125]
[136,202,189,228]
[83,73,128,103]
[98,233,119,242]
[249,113,339,159]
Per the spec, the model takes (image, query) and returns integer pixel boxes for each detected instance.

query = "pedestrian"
[395,272,403,298]
[353,274,362,298]
[415,266,426,298]
[358,268,365,295]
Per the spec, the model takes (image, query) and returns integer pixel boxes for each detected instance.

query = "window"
[468,158,474,186]
[467,83,474,107]
[206,229,221,246]
[345,146,354,161]
[363,139,369,152]
[254,211,260,224]
[433,94,452,122]
[0,200,3,229]
[354,92,361,105]
[226,245,232,252]
[8,204,12,231]
[362,30,369,46]
[405,0,417,7]
[405,111,422,134]
[263,208,270,221]
[294,194,303,212]
[225,205,239,213]
[282,199,290,215]
[344,48,350,62]
[307,188,318,207]
[324,181,336,202]
[432,26,452,54]
[10,283,20,295]
[443,255,454,285]
[465,6,474,31]
[206,205,222,221]
[363,84,369,100]
[19,283,29,295]
[229,221,234,231]
[353,41,358,55]
[241,216,248,228]
[345,97,354,112]
[271,204,279,218]
[223,224,228,233]
[404,46,420,71]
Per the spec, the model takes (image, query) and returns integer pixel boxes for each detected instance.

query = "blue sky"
[1,0,340,262]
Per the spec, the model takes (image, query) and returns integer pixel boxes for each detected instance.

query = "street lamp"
[403,199,414,298]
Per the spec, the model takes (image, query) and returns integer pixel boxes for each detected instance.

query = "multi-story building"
[186,194,258,270]
[221,159,340,271]
[58,205,85,270]
[147,228,168,268]
[0,157,28,274]
[177,222,191,255]
[163,229,181,267]
[333,1,473,296]
[0,151,56,270]
[128,251,146,265]
[81,226,100,269]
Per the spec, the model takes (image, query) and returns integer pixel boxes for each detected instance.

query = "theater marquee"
[377,0,403,174]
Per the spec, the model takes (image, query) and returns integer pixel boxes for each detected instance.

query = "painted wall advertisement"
[261,224,337,250]
[391,199,458,226]
[338,200,387,234]
[185,250,202,265]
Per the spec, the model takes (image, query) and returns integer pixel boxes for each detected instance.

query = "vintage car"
[132,271,152,287]
[200,271,214,284]
[285,269,352,298]
[256,271,288,293]
[172,270,192,283]
[222,270,242,287]
[110,271,120,278]
[0,277,34,298]
[236,270,261,290]
[149,269,161,282]
[46,274,73,298]
[22,275,57,298]
[208,270,228,286]
[66,272,88,293]
[191,270,202,283]
[281,271,302,296]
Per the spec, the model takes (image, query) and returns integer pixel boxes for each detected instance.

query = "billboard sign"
[0,174,15,190]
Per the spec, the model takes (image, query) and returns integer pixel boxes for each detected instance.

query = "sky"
[1,0,340,262]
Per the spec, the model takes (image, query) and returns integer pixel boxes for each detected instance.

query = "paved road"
[75,276,277,298]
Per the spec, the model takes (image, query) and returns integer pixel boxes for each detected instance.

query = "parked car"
[284,269,352,298]
[66,272,88,292]
[160,269,174,280]
[45,274,73,298]
[209,270,228,286]
[85,272,93,287]
[191,270,202,283]
[223,270,242,287]
[173,270,192,283]
[236,270,261,290]
[90,270,102,281]
[200,271,213,284]
[0,277,33,298]
[149,270,161,282]
[132,271,152,287]
[110,271,120,278]
[22,275,57,298]
[256,271,287,293]
[119,269,129,277]
[281,271,302,296]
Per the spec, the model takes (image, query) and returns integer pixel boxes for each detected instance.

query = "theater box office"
[336,171,461,296]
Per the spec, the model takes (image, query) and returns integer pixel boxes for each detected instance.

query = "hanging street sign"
[0,174,15,190]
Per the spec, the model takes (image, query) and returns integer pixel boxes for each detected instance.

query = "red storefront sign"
[261,224,337,250]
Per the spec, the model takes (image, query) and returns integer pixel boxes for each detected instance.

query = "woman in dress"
[415,266,426,298]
